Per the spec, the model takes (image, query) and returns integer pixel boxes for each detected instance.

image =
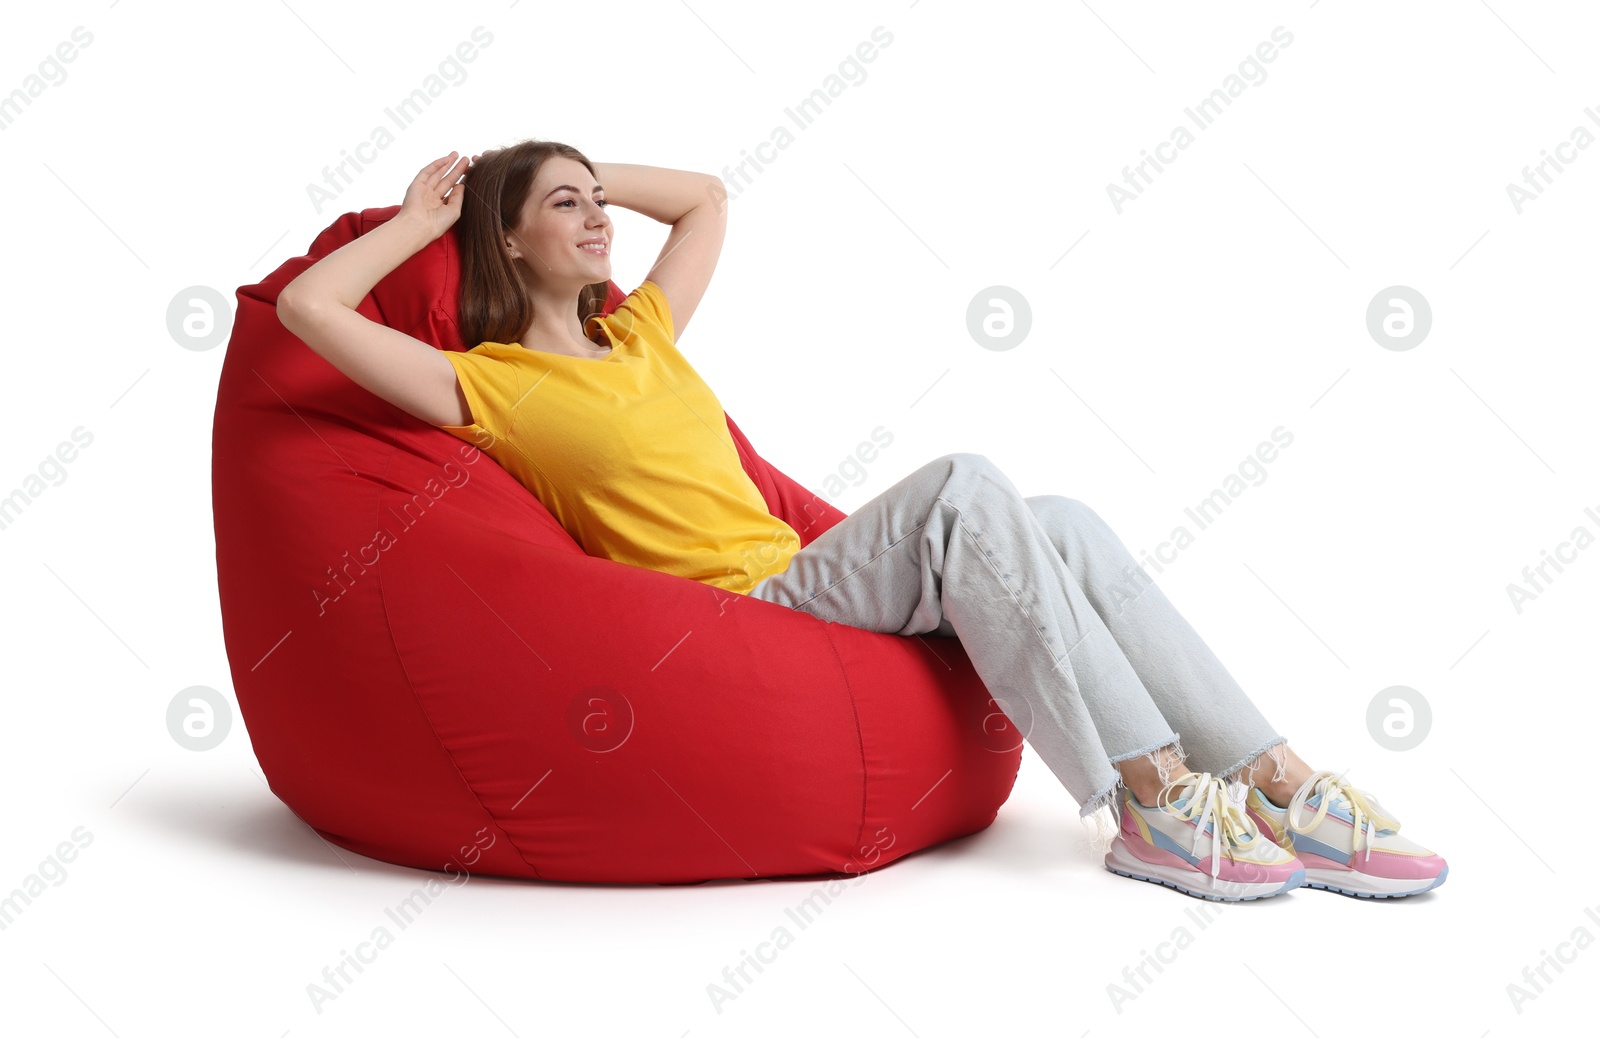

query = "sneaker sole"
[1104,841,1305,902]
[1302,863,1448,899]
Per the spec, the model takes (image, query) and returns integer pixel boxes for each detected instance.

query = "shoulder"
[441,342,524,389]
[445,341,514,364]
[602,280,675,349]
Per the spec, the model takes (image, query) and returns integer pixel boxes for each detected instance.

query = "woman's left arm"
[593,162,727,344]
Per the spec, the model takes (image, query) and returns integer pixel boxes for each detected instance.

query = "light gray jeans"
[745,453,1286,818]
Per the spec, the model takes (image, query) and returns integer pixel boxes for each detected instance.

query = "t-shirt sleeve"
[609,280,675,347]
[436,348,514,451]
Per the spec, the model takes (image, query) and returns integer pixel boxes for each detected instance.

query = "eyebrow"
[541,184,604,201]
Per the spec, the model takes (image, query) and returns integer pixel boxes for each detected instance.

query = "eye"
[556,198,608,208]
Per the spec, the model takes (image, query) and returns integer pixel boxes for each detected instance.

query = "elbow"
[275,290,306,340]
[277,285,324,325]
[699,174,730,220]
[276,289,327,347]
[276,285,305,323]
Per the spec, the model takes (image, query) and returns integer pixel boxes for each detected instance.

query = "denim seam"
[944,499,1068,672]
[787,520,929,612]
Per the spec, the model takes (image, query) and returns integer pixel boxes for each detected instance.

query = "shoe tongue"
[1169,778,1203,809]
[1306,781,1373,822]
[1308,779,1397,833]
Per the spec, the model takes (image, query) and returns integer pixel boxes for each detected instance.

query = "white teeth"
[579,242,606,251]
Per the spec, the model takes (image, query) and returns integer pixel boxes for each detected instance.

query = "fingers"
[415,158,450,192]
[443,154,475,206]
[418,151,462,183]
[412,151,474,210]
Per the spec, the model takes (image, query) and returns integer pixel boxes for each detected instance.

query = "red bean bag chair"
[210,204,1023,884]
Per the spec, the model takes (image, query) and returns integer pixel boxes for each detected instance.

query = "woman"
[277,140,1448,902]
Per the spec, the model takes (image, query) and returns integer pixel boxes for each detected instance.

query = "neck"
[518,280,606,354]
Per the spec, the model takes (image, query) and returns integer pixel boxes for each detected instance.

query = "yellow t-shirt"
[437,280,801,594]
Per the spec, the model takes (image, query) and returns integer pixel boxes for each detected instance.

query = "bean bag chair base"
[211,205,1023,884]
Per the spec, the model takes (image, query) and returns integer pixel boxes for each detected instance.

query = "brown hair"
[455,139,611,348]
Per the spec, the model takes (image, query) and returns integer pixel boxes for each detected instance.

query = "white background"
[2,1,1596,1034]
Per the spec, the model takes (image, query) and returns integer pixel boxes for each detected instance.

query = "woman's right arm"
[277,153,474,428]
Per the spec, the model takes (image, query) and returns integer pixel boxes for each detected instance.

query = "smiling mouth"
[578,242,609,256]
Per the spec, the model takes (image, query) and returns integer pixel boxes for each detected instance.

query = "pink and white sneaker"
[1246,770,1448,899]
[1104,771,1305,902]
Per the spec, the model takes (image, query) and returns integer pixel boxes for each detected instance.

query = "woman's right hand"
[398,151,477,240]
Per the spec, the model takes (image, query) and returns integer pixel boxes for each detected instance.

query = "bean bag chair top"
[211,204,1023,884]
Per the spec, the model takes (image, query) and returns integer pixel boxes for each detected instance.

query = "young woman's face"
[505,156,612,285]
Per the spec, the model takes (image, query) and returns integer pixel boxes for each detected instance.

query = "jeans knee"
[1026,493,1104,531]
[936,456,1102,532]
[939,452,999,479]
[931,452,1002,500]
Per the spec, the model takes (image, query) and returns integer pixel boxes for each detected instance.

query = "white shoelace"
[1286,769,1401,862]
[1157,772,1254,880]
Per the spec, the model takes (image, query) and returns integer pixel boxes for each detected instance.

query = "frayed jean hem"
[1217,735,1288,787]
